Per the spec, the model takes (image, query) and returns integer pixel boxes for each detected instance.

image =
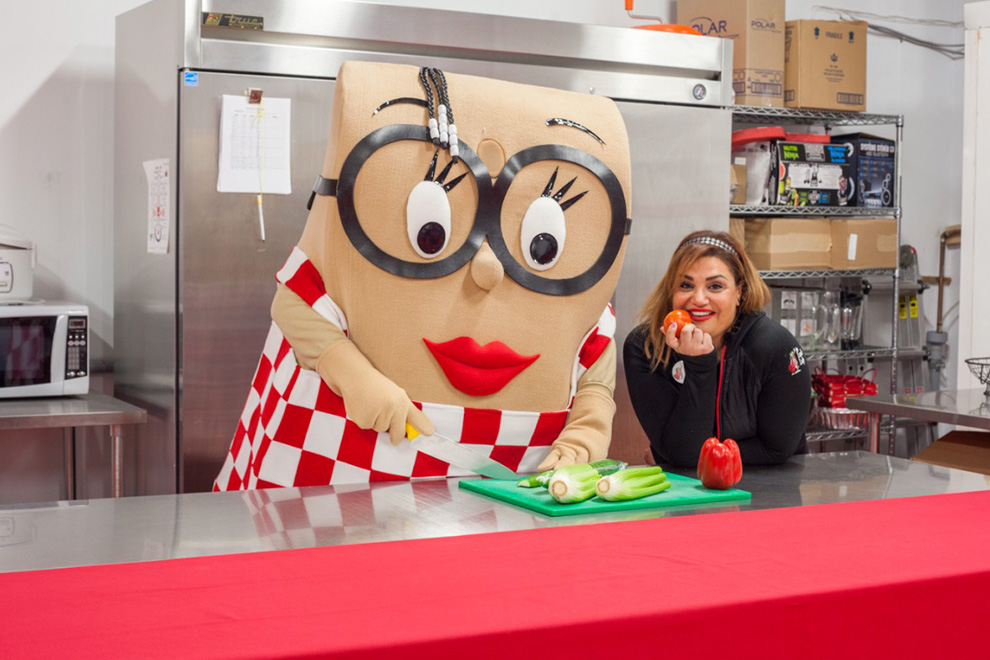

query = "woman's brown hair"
[638,229,770,370]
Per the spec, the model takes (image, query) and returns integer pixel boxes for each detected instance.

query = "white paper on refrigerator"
[217,95,291,194]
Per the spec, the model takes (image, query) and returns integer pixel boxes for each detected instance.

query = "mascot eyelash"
[541,167,588,211]
[424,150,468,193]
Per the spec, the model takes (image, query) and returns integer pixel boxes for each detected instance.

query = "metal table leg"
[868,412,880,454]
[63,427,76,500]
[111,424,123,498]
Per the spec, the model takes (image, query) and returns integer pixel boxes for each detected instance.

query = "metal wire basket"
[966,357,990,398]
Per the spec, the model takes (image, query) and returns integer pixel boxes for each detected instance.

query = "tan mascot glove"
[315,340,434,445]
[272,283,434,445]
[536,342,616,471]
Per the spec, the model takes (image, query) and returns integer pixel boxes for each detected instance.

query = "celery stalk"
[595,466,670,502]
[548,464,600,504]
[517,459,628,488]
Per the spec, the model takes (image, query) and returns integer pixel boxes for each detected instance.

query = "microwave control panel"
[66,316,88,379]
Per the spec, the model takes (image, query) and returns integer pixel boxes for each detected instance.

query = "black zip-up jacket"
[624,312,810,468]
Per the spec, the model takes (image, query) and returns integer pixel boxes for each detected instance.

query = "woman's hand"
[665,321,714,357]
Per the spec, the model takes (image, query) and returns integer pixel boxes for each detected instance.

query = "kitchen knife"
[405,424,518,480]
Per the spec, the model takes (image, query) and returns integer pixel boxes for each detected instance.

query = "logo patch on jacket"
[788,347,806,375]
[672,360,686,384]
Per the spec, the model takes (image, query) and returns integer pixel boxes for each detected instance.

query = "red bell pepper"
[697,437,743,490]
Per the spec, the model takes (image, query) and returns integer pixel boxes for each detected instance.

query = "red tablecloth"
[3,491,990,659]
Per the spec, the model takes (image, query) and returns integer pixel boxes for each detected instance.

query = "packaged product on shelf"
[830,219,898,269]
[732,126,785,204]
[784,20,867,112]
[831,133,896,208]
[768,140,853,206]
[743,217,832,270]
[677,0,785,107]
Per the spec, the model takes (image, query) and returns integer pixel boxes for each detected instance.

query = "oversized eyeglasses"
[309,124,631,296]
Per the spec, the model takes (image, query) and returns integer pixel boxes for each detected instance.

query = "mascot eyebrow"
[373,97,430,115]
[546,117,606,146]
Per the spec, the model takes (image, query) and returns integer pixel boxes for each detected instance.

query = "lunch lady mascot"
[215,62,632,489]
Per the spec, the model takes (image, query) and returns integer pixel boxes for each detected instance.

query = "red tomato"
[697,437,743,490]
[663,309,691,338]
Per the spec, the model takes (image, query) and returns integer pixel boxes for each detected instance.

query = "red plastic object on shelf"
[785,133,831,143]
[731,126,786,152]
[812,368,878,409]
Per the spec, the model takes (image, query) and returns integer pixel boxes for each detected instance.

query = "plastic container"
[811,407,869,430]
[0,224,36,302]
[731,126,786,205]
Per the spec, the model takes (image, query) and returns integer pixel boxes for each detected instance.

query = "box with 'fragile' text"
[785,20,867,111]
[677,0,785,107]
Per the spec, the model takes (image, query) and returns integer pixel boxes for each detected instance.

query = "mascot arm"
[537,341,616,471]
[270,282,434,444]
[270,283,348,369]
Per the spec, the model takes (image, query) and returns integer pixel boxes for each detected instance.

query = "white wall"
[0,0,148,369]
[960,2,990,390]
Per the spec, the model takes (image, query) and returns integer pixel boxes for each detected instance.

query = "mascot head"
[310,62,632,412]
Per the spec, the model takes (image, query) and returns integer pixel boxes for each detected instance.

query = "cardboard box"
[744,217,832,270]
[785,20,867,111]
[830,219,898,269]
[768,141,853,206]
[731,161,748,204]
[678,0,785,107]
[912,431,990,476]
[729,217,746,245]
[833,133,896,208]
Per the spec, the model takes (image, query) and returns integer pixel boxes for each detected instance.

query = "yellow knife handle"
[405,423,420,441]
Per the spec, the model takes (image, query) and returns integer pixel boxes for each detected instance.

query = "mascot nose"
[470,241,504,292]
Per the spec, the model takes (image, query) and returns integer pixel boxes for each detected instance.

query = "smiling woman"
[623,230,811,469]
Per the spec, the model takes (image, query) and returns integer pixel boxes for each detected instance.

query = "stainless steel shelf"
[760,268,895,279]
[805,346,896,360]
[806,427,867,442]
[871,347,928,360]
[731,205,898,217]
[731,106,903,126]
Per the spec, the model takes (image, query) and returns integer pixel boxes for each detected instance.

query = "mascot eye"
[406,180,451,258]
[520,197,565,270]
[406,152,469,259]
[519,168,587,271]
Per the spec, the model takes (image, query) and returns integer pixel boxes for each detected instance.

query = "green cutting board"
[459,472,750,517]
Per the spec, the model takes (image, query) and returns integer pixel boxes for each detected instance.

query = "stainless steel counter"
[1,451,987,574]
[846,388,990,454]
[846,388,990,427]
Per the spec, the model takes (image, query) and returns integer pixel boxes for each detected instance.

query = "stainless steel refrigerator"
[114,0,732,494]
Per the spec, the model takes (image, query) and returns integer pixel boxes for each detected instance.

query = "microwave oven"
[0,302,89,398]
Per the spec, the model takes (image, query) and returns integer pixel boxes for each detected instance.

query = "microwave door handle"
[51,314,68,387]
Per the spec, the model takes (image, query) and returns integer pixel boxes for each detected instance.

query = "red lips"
[424,337,539,396]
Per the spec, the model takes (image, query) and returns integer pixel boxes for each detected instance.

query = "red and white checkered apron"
[213,248,615,490]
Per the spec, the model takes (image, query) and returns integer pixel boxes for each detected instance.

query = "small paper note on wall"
[144,158,170,255]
